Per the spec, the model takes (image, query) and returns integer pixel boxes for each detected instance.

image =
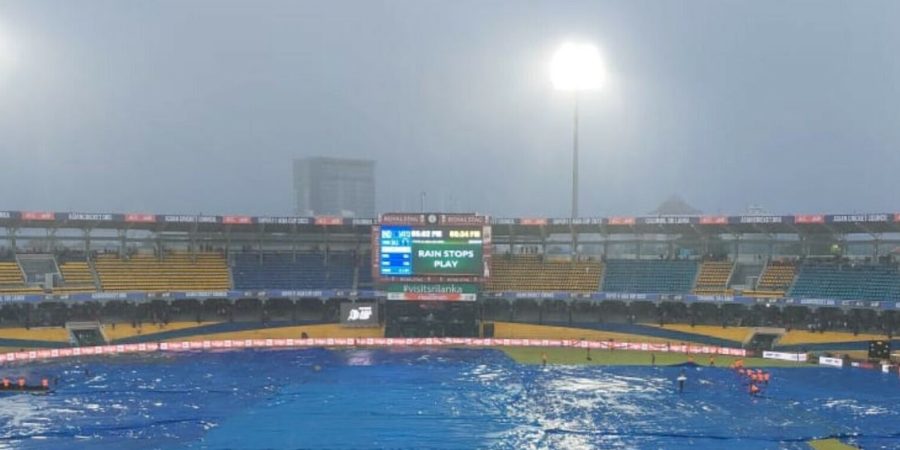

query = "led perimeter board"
[373,213,491,283]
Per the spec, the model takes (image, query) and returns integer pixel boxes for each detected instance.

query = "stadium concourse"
[0,209,899,359]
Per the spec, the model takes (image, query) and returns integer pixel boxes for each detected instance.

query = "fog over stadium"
[0,0,898,217]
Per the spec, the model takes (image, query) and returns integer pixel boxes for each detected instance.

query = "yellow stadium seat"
[486,255,602,292]
[693,261,734,295]
[94,251,230,292]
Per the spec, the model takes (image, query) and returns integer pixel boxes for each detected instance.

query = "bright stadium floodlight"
[550,41,605,256]
[551,42,604,91]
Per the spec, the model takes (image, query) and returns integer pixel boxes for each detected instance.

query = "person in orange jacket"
[749,383,761,396]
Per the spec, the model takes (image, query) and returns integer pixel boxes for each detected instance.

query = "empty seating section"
[745,261,795,297]
[601,259,698,294]
[486,255,602,292]
[357,253,374,288]
[6,248,899,303]
[57,261,97,293]
[788,263,900,301]
[693,261,733,294]
[231,252,357,290]
[94,252,229,292]
[326,253,357,289]
[0,261,41,294]
[0,262,23,285]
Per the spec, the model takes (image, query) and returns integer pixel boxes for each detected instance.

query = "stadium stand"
[231,252,358,290]
[56,259,98,293]
[788,262,900,301]
[0,261,24,287]
[4,209,900,352]
[693,261,734,294]
[486,255,602,292]
[601,259,698,294]
[0,260,42,294]
[326,252,357,290]
[94,251,230,292]
[744,260,796,298]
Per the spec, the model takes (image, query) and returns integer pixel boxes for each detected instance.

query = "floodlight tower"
[551,42,605,221]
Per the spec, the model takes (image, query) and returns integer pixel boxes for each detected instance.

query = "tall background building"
[293,157,376,217]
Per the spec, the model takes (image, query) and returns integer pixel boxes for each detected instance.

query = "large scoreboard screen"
[379,226,484,277]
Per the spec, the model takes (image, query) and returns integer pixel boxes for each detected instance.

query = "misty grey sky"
[1,0,898,218]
